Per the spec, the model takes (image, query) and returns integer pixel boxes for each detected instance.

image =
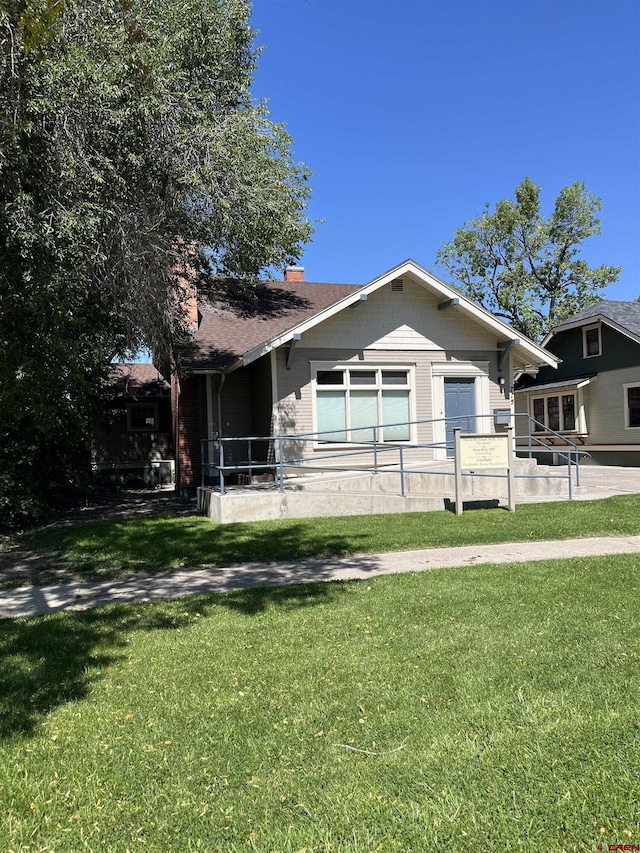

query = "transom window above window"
[314,366,413,443]
[583,323,602,358]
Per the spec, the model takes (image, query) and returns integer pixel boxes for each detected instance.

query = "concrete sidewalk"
[2,534,640,619]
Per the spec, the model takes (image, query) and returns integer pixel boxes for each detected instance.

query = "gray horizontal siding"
[585,366,640,444]
[275,346,506,464]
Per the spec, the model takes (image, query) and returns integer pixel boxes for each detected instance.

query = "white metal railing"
[200,413,590,500]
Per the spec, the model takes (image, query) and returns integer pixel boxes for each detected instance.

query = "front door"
[445,378,476,457]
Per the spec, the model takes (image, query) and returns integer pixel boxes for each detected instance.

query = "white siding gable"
[368,323,442,350]
[298,274,496,352]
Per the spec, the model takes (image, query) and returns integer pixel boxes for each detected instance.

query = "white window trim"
[127,402,159,432]
[310,362,417,446]
[623,382,640,429]
[431,362,491,460]
[530,391,581,434]
[582,323,602,359]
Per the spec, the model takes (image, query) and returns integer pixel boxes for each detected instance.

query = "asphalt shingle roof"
[107,364,170,397]
[554,300,640,338]
[189,279,360,370]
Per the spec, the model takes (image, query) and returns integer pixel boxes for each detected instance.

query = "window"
[127,403,158,431]
[314,365,413,442]
[562,394,576,431]
[533,398,545,431]
[531,393,576,432]
[624,384,640,429]
[583,323,601,358]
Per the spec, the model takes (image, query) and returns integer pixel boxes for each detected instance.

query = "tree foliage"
[0,0,313,523]
[436,177,620,341]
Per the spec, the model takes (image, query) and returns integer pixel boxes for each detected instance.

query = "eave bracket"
[286,333,301,370]
[498,339,520,373]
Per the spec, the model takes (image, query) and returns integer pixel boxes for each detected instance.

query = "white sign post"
[454,427,515,515]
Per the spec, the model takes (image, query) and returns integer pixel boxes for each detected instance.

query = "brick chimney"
[173,247,199,331]
[284,265,305,282]
[180,281,199,331]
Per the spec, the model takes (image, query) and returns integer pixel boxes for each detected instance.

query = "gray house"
[172,260,558,496]
[515,301,640,465]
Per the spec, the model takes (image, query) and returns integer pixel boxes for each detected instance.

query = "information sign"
[459,434,509,470]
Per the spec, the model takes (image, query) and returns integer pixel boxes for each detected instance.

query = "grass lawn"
[5,493,640,588]
[1,554,639,851]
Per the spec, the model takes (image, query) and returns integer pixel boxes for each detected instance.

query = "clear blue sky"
[250,0,640,300]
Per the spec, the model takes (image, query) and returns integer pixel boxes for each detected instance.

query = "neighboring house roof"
[543,300,640,347]
[107,363,170,398]
[189,260,558,373]
[514,376,596,395]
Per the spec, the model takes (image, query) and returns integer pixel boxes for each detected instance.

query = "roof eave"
[237,259,558,370]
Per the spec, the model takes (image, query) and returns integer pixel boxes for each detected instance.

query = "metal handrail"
[200,412,590,499]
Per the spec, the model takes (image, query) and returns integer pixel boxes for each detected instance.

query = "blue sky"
[250,0,640,300]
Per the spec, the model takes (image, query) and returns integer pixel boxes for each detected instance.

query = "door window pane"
[382,391,410,440]
[547,396,560,431]
[317,391,347,441]
[562,395,576,431]
[350,391,378,441]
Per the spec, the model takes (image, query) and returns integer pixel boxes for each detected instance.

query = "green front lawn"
[1,554,639,851]
[8,493,640,588]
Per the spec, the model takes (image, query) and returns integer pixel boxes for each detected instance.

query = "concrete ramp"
[198,458,574,523]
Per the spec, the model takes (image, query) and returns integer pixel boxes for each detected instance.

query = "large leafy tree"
[436,177,620,341]
[0,0,312,522]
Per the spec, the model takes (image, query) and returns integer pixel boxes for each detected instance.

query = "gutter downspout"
[217,372,226,440]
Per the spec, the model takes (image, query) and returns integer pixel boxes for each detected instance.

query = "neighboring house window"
[127,403,158,431]
[583,323,601,358]
[314,366,413,442]
[624,384,640,428]
[531,393,576,432]
[562,394,576,430]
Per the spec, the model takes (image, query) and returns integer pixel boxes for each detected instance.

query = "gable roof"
[107,363,170,397]
[543,300,640,347]
[191,279,359,370]
[188,260,558,373]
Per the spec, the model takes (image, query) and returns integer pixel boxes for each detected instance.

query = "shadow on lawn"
[6,516,372,587]
[0,579,352,740]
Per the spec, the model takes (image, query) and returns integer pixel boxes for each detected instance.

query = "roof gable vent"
[391,278,404,293]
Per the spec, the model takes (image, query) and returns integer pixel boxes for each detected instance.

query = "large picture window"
[314,366,413,442]
[531,393,576,433]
